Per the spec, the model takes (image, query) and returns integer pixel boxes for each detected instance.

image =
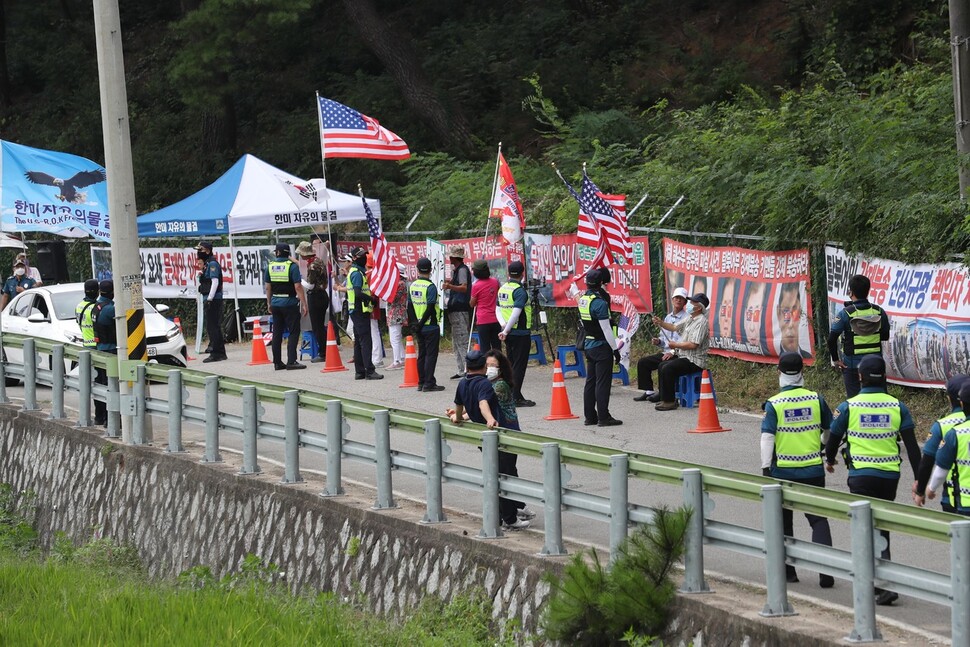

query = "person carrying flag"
[346,246,382,380]
[578,268,622,427]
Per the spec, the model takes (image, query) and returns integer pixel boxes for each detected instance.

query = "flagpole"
[467,143,503,353]
[316,91,339,335]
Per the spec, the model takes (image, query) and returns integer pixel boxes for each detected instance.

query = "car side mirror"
[27,312,49,323]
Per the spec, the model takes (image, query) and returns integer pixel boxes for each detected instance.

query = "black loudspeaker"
[35,240,70,284]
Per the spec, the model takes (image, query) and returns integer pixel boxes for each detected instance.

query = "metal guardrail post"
[680,468,711,593]
[478,430,502,539]
[952,520,970,645]
[77,351,92,427]
[202,375,222,463]
[282,390,302,484]
[106,372,121,439]
[22,338,37,411]
[610,454,629,562]
[322,400,344,496]
[760,484,795,617]
[239,386,260,475]
[847,501,881,642]
[0,352,8,405]
[166,370,183,452]
[540,443,567,556]
[372,410,395,509]
[422,418,446,524]
[50,345,65,419]
[132,365,146,445]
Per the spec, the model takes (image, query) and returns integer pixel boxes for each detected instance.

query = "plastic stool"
[528,333,547,365]
[677,371,716,408]
[299,331,319,360]
[556,345,586,378]
[612,363,630,386]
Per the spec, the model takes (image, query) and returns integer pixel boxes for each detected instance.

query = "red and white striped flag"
[575,175,630,265]
[318,96,411,160]
[361,196,401,302]
[489,152,525,244]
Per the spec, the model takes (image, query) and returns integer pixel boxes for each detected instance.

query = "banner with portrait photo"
[662,238,816,364]
[824,246,970,388]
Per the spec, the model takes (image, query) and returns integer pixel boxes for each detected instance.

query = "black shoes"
[515,398,536,407]
[584,419,598,426]
[366,373,384,380]
[202,354,227,363]
[875,589,898,606]
[598,418,622,427]
[655,401,679,411]
[786,566,799,583]
[423,384,444,391]
[647,393,663,403]
[275,363,287,371]
[286,362,306,370]
[450,373,464,379]
[356,373,366,380]
[311,356,325,363]
[633,391,655,402]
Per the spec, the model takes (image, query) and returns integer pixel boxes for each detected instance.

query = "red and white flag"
[489,152,525,244]
[361,195,401,302]
[318,96,411,160]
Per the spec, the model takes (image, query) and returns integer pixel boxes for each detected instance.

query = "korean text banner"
[94,245,274,301]
[824,245,970,388]
[1,140,110,241]
[662,238,816,364]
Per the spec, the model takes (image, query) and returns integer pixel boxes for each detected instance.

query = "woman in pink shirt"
[469,259,502,352]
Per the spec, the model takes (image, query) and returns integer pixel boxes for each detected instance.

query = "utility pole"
[93,0,146,444]
[950,0,970,199]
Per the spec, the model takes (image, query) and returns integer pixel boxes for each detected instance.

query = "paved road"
[10,339,954,642]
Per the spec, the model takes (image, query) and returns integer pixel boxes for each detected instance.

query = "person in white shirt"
[633,287,690,401]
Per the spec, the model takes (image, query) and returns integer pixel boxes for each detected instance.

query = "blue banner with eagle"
[0,140,110,241]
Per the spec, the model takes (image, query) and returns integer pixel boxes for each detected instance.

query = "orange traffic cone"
[321,321,348,373]
[174,317,195,360]
[688,370,730,434]
[399,336,419,388]
[247,320,272,366]
[544,360,579,420]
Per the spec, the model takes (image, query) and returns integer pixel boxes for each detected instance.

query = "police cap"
[778,352,803,375]
[508,261,524,276]
[417,257,432,272]
[858,355,886,380]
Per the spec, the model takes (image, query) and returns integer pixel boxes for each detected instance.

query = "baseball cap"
[195,241,213,252]
[465,350,486,370]
[417,257,432,272]
[778,352,803,375]
[274,242,291,255]
[98,279,114,295]
[858,355,886,380]
[83,279,99,295]
[672,287,689,300]
[350,246,367,261]
[508,261,524,276]
[688,293,710,309]
[585,268,602,287]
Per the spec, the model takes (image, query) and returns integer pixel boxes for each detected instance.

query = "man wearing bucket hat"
[443,244,472,378]
[761,352,835,588]
[825,354,920,606]
[296,241,329,363]
[196,241,226,363]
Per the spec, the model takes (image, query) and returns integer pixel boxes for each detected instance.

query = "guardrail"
[1,334,967,643]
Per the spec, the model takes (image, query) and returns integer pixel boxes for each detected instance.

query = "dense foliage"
[0,0,965,262]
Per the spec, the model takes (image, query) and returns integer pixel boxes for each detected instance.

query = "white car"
[1,283,187,383]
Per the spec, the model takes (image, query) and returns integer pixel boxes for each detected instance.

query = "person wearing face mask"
[650,293,711,411]
[760,352,835,588]
[15,253,42,286]
[1,259,36,309]
[196,241,226,363]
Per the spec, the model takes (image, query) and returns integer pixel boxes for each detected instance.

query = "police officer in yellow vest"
[913,375,968,512]
[496,261,534,407]
[347,246,383,380]
[827,274,890,398]
[825,354,921,606]
[263,242,308,371]
[407,257,443,391]
[924,382,970,517]
[579,268,622,427]
[75,279,100,349]
[761,352,834,587]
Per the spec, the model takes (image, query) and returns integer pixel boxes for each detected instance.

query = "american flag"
[361,195,401,302]
[575,174,631,264]
[318,96,411,160]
